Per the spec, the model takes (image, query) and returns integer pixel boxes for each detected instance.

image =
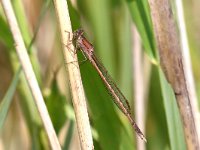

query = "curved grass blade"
[126,0,157,63]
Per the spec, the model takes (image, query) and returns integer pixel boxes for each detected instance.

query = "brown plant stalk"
[148,0,200,149]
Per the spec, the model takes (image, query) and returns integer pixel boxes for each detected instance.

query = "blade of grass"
[0,68,21,130]
[0,15,13,48]
[63,120,75,150]
[12,0,42,83]
[126,0,157,64]
[159,69,186,150]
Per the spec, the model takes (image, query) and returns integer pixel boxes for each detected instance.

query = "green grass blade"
[45,79,68,134]
[63,120,75,150]
[126,0,157,63]
[12,0,42,83]
[159,68,186,150]
[0,68,21,130]
[0,16,13,49]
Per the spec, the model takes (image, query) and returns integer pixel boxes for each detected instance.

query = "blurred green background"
[0,0,199,149]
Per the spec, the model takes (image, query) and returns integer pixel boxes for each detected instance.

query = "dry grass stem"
[148,0,200,149]
[132,25,146,150]
[53,0,94,149]
[175,0,200,142]
[1,0,61,149]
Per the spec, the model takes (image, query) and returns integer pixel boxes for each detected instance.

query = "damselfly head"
[73,29,84,40]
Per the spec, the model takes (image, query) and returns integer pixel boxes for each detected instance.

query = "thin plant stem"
[175,0,200,142]
[1,0,61,149]
[132,25,146,150]
[53,0,94,149]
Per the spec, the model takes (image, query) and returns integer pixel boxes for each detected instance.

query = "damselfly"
[72,29,146,142]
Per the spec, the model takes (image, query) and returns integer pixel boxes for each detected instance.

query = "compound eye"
[78,29,84,35]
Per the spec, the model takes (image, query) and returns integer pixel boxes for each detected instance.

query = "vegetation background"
[0,0,199,149]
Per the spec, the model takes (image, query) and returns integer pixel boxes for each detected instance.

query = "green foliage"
[0,68,20,130]
[159,69,186,150]
[1,0,198,149]
[45,79,68,134]
[0,15,13,48]
[126,0,157,63]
